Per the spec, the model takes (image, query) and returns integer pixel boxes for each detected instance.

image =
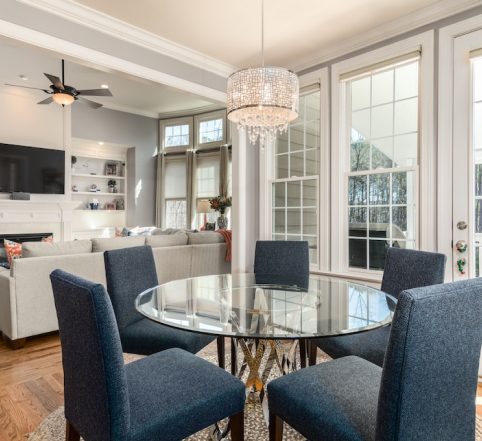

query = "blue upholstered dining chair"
[250,240,310,370]
[50,269,245,441]
[254,240,310,275]
[103,245,219,359]
[311,247,447,367]
[268,277,482,441]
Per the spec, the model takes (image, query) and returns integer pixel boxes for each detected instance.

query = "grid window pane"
[351,77,371,111]
[275,92,320,179]
[165,200,187,229]
[348,60,419,271]
[271,178,318,264]
[372,70,394,106]
[165,124,190,147]
[199,118,223,144]
[272,90,320,265]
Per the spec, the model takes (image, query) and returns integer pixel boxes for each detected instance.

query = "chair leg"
[66,420,80,441]
[217,336,225,369]
[299,338,307,368]
[269,411,283,441]
[231,338,237,375]
[230,410,244,441]
[309,341,317,366]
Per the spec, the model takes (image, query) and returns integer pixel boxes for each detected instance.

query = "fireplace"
[0,233,53,263]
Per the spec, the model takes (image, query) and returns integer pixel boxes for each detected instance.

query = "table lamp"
[196,200,214,230]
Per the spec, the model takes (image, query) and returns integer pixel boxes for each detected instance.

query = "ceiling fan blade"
[77,89,113,97]
[38,97,54,105]
[76,96,103,109]
[44,73,64,90]
[5,84,51,93]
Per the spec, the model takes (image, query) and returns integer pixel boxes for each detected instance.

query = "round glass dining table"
[136,273,396,428]
[135,273,396,341]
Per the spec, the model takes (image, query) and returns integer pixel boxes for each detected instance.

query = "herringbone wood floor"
[1,333,482,441]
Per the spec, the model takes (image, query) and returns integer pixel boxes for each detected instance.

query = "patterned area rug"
[28,341,482,441]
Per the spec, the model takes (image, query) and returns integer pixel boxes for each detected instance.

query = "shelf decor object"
[226,0,299,148]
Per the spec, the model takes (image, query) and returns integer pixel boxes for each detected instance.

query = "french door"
[452,28,482,281]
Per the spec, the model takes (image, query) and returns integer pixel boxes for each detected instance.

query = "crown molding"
[16,0,239,78]
[0,19,227,106]
[158,104,223,120]
[289,0,482,73]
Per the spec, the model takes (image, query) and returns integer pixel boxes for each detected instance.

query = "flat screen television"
[0,143,65,195]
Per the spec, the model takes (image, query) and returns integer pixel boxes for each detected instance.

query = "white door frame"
[439,16,482,282]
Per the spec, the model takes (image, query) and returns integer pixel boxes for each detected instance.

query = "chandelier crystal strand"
[227,0,299,148]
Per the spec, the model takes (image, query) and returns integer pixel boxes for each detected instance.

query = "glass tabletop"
[135,273,396,339]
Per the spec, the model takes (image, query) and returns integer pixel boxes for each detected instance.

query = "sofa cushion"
[152,228,197,235]
[22,240,93,258]
[145,232,188,248]
[186,232,225,245]
[91,236,146,253]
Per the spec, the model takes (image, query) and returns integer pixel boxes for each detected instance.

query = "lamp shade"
[197,200,214,213]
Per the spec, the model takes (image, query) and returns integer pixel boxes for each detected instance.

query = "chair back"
[50,269,130,441]
[254,240,309,275]
[381,247,446,299]
[104,245,159,332]
[377,278,482,440]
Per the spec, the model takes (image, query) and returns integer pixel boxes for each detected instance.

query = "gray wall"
[72,105,158,227]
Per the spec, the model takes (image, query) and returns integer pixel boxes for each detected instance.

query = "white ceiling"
[73,0,444,69]
[3,0,480,118]
[0,39,218,118]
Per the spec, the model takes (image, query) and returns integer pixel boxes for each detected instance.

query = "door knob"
[456,240,467,252]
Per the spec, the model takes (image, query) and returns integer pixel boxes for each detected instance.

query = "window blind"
[470,47,482,60]
[197,156,220,198]
[164,160,186,199]
[340,49,421,82]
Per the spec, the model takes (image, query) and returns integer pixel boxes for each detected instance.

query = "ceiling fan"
[5,59,112,109]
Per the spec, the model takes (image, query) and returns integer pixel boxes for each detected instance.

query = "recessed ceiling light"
[101,84,109,89]
[98,142,104,145]
[20,75,29,81]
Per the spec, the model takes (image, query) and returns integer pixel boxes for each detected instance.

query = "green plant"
[108,179,116,187]
[209,195,232,214]
[71,155,77,165]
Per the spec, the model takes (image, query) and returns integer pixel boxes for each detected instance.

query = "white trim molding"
[16,0,238,78]
[0,19,227,107]
[291,0,481,73]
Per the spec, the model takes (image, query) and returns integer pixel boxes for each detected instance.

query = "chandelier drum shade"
[227,67,299,146]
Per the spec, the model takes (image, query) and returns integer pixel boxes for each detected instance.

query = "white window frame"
[260,68,329,272]
[331,31,435,280]
[194,109,228,149]
[160,117,193,153]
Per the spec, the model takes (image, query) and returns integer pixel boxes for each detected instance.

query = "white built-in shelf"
[72,173,125,180]
[73,192,125,196]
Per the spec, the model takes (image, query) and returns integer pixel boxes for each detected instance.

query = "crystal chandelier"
[227,0,299,148]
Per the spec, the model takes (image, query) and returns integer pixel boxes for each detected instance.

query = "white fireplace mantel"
[0,200,81,241]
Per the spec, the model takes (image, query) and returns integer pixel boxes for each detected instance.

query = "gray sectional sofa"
[0,230,230,349]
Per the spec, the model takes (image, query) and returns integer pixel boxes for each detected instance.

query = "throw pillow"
[4,236,55,266]
[0,262,10,269]
[4,239,22,266]
[115,227,129,237]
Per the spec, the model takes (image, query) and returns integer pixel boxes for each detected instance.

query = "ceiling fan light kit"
[5,59,113,109]
[227,0,299,148]
[52,93,75,106]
